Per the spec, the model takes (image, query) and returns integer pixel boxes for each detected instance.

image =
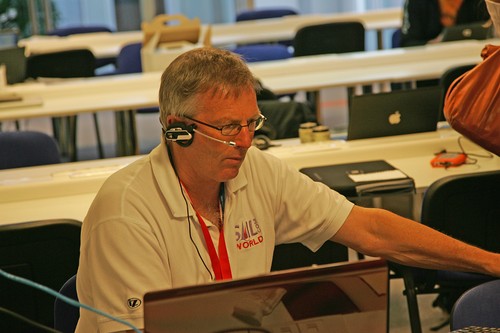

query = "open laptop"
[0,46,27,85]
[144,259,388,333]
[441,22,490,42]
[347,86,441,140]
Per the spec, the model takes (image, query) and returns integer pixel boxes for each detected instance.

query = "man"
[76,47,500,332]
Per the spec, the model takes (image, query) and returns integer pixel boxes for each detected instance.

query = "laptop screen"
[347,86,441,140]
[0,46,27,85]
[441,22,490,42]
[144,259,388,333]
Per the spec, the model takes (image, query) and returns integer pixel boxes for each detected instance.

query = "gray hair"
[158,47,261,128]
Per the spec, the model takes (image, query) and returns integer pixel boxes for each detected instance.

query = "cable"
[0,307,61,333]
[0,269,141,333]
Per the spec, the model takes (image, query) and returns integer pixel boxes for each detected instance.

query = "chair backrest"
[450,279,500,330]
[232,44,292,62]
[293,21,365,57]
[420,170,500,254]
[26,49,96,79]
[54,275,79,333]
[0,131,61,170]
[236,8,298,21]
[0,219,82,332]
[47,25,112,36]
[439,64,476,121]
[257,100,316,139]
[114,42,143,74]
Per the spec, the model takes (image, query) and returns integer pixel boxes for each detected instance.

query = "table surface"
[18,8,402,58]
[1,128,498,225]
[2,38,492,123]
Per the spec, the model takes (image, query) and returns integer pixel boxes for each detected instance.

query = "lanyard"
[183,183,232,280]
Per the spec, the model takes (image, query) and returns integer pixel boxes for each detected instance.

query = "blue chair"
[54,275,80,333]
[236,8,298,22]
[232,44,292,62]
[0,131,61,169]
[450,279,500,330]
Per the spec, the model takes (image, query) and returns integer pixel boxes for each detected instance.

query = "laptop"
[441,22,490,42]
[0,46,27,85]
[347,86,441,140]
[144,259,388,333]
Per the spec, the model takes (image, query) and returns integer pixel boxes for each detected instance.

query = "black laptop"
[144,259,388,333]
[0,46,27,85]
[347,86,441,140]
[441,22,491,42]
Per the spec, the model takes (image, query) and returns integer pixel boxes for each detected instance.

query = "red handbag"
[444,44,500,156]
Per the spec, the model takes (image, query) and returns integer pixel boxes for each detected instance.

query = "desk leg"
[115,110,138,156]
[53,116,77,162]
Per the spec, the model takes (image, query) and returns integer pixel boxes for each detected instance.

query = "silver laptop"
[347,86,441,140]
[441,22,490,42]
[144,259,388,333]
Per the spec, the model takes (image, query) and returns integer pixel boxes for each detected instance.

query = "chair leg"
[400,268,423,333]
[92,113,105,159]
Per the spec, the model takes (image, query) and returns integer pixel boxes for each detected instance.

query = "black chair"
[439,64,476,122]
[390,170,500,333]
[292,21,366,111]
[26,49,104,161]
[54,275,79,333]
[0,131,61,169]
[450,279,500,330]
[0,219,82,333]
[47,25,115,68]
[293,21,365,57]
[256,100,316,140]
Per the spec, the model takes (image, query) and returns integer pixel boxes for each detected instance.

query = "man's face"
[175,87,260,183]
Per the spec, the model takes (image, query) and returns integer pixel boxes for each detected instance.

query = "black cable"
[167,142,214,280]
[0,307,62,333]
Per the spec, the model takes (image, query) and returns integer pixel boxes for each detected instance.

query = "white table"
[18,8,402,59]
[1,128,498,225]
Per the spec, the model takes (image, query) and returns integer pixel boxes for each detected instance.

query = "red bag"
[444,44,500,156]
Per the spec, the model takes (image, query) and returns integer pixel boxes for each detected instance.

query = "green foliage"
[0,0,59,37]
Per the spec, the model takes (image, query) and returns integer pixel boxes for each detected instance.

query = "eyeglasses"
[184,114,267,136]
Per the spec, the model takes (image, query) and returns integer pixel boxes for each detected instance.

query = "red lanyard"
[182,183,232,280]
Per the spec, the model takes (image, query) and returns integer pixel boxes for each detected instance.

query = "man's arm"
[332,205,500,276]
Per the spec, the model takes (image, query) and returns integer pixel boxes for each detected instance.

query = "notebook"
[144,259,388,333]
[347,86,441,140]
[441,22,490,42]
[300,160,415,198]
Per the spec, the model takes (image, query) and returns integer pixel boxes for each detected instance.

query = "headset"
[164,122,237,147]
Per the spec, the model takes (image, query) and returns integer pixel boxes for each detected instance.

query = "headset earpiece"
[164,122,196,147]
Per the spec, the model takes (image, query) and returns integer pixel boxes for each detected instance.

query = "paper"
[348,169,407,183]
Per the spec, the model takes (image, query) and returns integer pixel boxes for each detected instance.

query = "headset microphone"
[193,129,237,147]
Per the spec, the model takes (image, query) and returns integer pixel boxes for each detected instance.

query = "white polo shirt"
[76,140,353,333]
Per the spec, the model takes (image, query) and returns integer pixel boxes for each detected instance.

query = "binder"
[300,160,415,197]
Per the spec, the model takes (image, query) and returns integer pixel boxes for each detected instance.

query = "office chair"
[0,219,82,333]
[293,21,365,57]
[292,21,366,113]
[390,170,500,333]
[47,25,115,68]
[439,64,476,122]
[0,131,61,169]
[450,279,500,330]
[232,44,292,63]
[26,48,104,161]
[105,42,158,154]
[54,275,79,333]
[256,100,316,140]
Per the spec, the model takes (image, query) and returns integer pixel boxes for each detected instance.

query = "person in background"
[400,0,490,47]
[75,47,500,333]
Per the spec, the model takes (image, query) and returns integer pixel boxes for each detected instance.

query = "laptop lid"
[144,259,388,333]
[0,46,27,85]
[441,22,490,42]
[347,86,441,141]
